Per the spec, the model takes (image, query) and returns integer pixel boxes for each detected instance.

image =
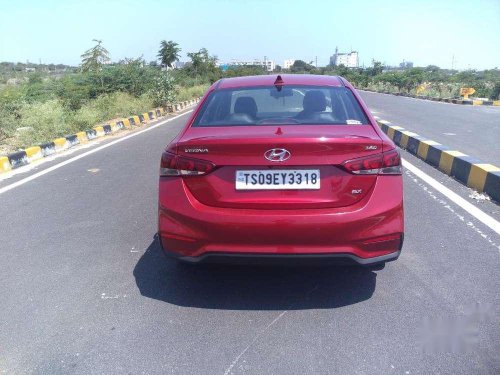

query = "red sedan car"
[158,74,404,267]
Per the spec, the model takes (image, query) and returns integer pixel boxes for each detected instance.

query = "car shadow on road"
[133,236,377,310]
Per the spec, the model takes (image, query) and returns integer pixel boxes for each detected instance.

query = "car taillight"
[342,149,402,175]
[160,152,216,176]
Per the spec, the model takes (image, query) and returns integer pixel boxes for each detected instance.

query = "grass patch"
[16,99,72,148]
[71,92,153,131]
[176,85,208,102]
[0,92,154,153]
[0,86,206,155]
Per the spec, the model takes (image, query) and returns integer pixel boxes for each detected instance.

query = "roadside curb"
[361,88,500,106]
[376,119,500,203]
[0,98,201,174]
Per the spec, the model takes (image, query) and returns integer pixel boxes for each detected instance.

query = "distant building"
[399,61,413,69]
[224,59,276,72]
[330,47,359,68]
[283,59,296,70]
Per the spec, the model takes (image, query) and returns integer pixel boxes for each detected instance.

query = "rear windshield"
[192,85,369,127]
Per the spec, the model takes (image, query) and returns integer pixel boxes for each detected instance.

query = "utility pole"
[452,54,455,71]
[315,56,318,68]
[264,55,268,74]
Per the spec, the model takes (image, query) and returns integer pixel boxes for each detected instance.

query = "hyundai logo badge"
[264,148,291,162]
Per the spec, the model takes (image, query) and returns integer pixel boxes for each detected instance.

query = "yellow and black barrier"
[377,120,500,202]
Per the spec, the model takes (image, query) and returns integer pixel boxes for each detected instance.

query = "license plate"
[235,169,320,190]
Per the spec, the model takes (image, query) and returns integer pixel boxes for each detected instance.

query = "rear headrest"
[303,90,326,112]
[234,97,258,118]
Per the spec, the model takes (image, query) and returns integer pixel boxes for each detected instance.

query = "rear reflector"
[160,152,216,176]
[361,233,402,252]
[342,149,402,175]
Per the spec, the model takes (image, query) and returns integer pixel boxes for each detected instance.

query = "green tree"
[223,65,266,78]
[80,39,110,73]
[366,60,384,76]
[106,57,151,96]
[377,71,406,92]
[186,48,217,73]
[53,74,94,110]
[491,81,500,100]
[184,48,221,83]
[157,40,181,69]
[290,60,314,73]
[402,68,425,93]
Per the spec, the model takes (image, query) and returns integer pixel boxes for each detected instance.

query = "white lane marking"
[403,159,500,235]
[405,169,499,251]
[0,111,193,196]
[223,283,318,375]
[223,310,288,375]
[101,293,119,299]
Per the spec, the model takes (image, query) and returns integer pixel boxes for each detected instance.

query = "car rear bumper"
[160,239,402,266]
[158,175,404,261]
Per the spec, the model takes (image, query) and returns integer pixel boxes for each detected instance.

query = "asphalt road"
[0,110,499,375]
[358,91,500,166]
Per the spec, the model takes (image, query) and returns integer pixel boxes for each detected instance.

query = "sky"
[0,0,499,70]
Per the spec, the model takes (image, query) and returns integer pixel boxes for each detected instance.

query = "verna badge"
[264,148,291,162]
[185,148,208,153]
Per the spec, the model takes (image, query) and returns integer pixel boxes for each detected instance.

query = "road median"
[361,88,500,106]
[377,119,500,203]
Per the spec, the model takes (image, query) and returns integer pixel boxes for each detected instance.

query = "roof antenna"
[274,75,284,91]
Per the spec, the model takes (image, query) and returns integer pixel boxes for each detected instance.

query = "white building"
[227,59,275,72]
[283,59,296,69]
[330,48,359,68]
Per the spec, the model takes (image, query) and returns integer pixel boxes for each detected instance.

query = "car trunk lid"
[176,125,383,209]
